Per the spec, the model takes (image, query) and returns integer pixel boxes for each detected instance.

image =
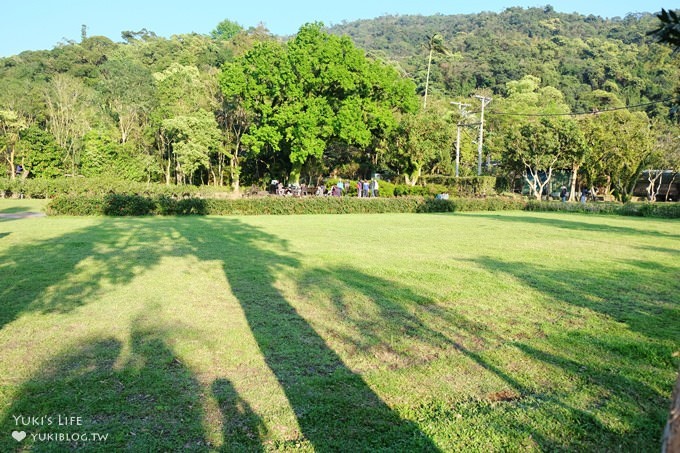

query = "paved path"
[0,212,46,219]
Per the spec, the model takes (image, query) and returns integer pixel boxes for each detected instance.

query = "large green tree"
[45,74,93,176]
[17,126,64,178]
[152,63,217,184]
[220,23,417,184]
[580,108,653,201]
[211,19,244,41]
[99,58,155,145]
[161,110,222,184]
[0,109,27,179]
[492,76,574,198]
[391,106,455,185]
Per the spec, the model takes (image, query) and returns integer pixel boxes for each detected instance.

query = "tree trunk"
[569,163,579,202]
[8,146,15,181]
[289,161,303,185]
[665,172,677,201]
[165,159,172,186]
[229,149,240,192]
[662,370,680,453]
[406,166,421,186]
[523,173,539,200]
[525,165,552,200]
[218,150,225,187]
[231,158,240,193]
[424,49,433,110]
[646,170,664,202]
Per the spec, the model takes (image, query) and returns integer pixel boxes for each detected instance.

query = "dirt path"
[0,212,46,219]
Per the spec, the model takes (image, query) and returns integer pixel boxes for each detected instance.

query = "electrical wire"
[463,98,675,117]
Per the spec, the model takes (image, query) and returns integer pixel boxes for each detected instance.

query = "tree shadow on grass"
[0,318,208,452]
[465,212,680,240]
[470,256,679,343]
[514,337,672,446]
[0,206,35,214]
[172,217,439,451]
[1,216,440,450]
[468,255,678,447]
[212,379,266,452]
[0,220,167,330]
[296,263,675,449]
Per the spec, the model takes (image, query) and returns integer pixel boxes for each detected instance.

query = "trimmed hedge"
[46,194,525,216]
[525,200,680,218]
[0,177,233,199]
[422,176,498,196]
[45,194,679,218]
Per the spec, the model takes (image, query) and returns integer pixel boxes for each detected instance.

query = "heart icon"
[12,430,26,441]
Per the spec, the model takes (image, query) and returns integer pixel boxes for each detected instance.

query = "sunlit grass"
[0,211,678,451]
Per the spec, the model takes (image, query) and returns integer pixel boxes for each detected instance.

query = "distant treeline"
[0,8,677,202]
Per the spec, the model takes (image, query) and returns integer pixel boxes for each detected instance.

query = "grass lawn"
[0,209,678,451]
[0,198,48,214]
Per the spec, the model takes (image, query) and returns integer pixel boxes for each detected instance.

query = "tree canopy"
[0,8,677,200]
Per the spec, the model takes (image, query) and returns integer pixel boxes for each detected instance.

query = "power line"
[467,98,675,118]
[473,95,492,175]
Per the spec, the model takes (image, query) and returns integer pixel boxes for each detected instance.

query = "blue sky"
[1,1,669,57]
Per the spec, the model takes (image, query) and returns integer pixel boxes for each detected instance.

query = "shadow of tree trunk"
[175,217,438,451]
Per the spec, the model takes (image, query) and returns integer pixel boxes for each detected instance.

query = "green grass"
[0,211,678,451]
[0,198,48,214]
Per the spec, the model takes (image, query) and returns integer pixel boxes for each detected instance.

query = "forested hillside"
[1,7,678,201]
[329,7,678,114]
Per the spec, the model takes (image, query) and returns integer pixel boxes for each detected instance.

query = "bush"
[0,177,232,199]
[46,194,527,216]
[45,195,106,216]
[43,194,680,219]
[102,194,156,216]
[635,202,680,219]
[524,200,680,218]
[421,176,497,196]
[393,184,449,197]
[378,181,396,197]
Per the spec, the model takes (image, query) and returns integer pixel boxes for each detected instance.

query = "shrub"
[378,181,396,197]
[46,195,106,216]
[0,176,230,199]
[102,194,155,216]
[43,194,680,219]
[636,202,680,219]
[393,184,448,197]
[523,200,680,218]
[422,176,497,196]
[46,194,527,216]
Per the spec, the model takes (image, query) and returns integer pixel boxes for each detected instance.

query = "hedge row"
[525,200,680,218]
[2,176,498,199]
[421,176,499,196]
[45,194,680,218]
[46,194,526,216]
[0,177,233,199]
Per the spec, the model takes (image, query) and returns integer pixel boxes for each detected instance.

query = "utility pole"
[473,95,492,176]
[450,101,470,178]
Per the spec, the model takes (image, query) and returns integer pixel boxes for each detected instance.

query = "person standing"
[560,186,567,202]
[357,180,362,197]
[373,179,379,197]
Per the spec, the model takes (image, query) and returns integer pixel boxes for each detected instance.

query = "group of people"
[272,180,308,197]
[560,185,591,203]
[270,179,381,198]
[356,179,379,198]
[312,179,379,197]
